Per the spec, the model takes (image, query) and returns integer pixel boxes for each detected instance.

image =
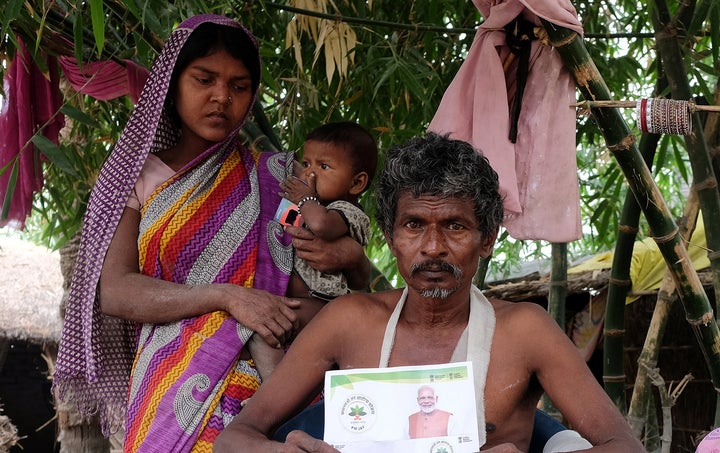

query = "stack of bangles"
[635,98,692,135]
[297,196,319,209]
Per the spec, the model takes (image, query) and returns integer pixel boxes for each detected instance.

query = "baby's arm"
[282,174,349,240]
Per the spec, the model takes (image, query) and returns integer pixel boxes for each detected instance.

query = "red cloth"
[58,56,149,104]
[0,39,64,229]
[0,37,150,228]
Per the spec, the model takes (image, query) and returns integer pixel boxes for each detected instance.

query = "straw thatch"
[0,407,20,453]
[0,236,63,344]
[482,267,715,302]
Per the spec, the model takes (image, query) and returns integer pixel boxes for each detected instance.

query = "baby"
[247,121,378,382]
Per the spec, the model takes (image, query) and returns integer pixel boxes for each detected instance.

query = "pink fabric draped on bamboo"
[0,39,148,228]
[0,39,64,229]
[58,56,149,104]
[428,0,584,242]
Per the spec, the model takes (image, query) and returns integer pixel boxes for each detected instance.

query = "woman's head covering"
[53,14,261,434]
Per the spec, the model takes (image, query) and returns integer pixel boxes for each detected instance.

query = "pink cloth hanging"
[0,39,64,229]
[58,56,149,104]
[429,0,583,242]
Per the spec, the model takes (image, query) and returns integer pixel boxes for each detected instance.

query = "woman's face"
[174,48,254,147]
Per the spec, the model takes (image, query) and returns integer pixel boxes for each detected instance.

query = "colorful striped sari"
[123,142,293,452]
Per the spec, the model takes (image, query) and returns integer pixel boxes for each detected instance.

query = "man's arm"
[521,304,644,452]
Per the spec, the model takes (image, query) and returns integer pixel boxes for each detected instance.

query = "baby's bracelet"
[297,196,319,209]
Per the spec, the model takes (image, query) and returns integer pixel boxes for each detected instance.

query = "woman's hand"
[285,225,371,290]
[219,285,301,348]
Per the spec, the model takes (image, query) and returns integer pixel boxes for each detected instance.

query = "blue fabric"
[272,400,568,450]
[273,401,325,441]
[529,409,567,453]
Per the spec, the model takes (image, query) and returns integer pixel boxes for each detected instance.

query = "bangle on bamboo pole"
[571,99,720,112]
[573,99,720,135]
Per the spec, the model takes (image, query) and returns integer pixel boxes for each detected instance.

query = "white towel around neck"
[378,285,496,447]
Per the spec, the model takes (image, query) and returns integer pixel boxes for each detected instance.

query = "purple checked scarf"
[53,14,291,436]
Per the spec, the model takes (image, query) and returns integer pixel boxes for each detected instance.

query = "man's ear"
[349,172,369,196]
[383,230,397,257]
[480,228,499,258]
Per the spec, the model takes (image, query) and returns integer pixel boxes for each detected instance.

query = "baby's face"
[299,140,357,203]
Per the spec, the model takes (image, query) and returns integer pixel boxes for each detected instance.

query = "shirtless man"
[214,133,644,452]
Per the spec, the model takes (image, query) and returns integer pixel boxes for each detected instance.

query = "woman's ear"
[349,172,369,195]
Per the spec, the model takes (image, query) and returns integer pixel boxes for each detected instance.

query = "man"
[407,385,455,439]
[214,133,644,452]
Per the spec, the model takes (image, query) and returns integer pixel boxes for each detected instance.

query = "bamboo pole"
[627,190,700,436]
[540,18,720,395]
[541,242,568,421]
[572,99,720,113]
[651,0,720,426]
[603,131,661,413]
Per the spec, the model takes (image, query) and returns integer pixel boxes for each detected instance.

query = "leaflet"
[324,362,479,453]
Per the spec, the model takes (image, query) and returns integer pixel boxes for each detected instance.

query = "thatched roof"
[484,269,611,301]
[0,236,63,344]
[483,267,715,302]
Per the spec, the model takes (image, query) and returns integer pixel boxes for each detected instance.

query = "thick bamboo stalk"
[652,0,720,327]
[627,191,700,436]
[603,132,661,413]
[541,19,720,393]
[541,242,568,421]
[652,0,720,426]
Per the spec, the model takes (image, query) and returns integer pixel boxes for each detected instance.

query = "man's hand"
[480,443,523,453]
[283,431,340,452]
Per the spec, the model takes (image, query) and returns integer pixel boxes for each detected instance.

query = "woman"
[53,14,369,452]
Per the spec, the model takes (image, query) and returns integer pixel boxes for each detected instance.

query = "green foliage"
[1,0,718,283]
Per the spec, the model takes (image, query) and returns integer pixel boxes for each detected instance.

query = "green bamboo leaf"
[74,12,84,65]
[711,4,720,62]
[90,0,106,56]
[1,0,24,36]
[60,105,101,128]
[30,136,78,176]
[1,162,19,220]
[123,0,141,20]
[373,59,398,99]
[671,140,689,183]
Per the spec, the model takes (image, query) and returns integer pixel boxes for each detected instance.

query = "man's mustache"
[410,260,463,280]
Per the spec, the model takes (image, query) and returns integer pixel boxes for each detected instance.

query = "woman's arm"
[99,206,301,348]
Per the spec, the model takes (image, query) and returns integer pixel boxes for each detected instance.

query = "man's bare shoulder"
[318,288,406,325]
[486,297,552,326]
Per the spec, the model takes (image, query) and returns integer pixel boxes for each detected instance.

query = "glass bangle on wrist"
[297,196,319,209]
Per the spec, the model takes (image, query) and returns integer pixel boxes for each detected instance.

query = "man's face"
[386,193,496,299]
[417,388,437,413]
